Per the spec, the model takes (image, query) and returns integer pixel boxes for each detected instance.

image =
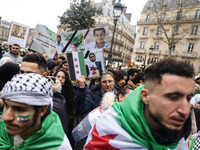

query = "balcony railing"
[182,51,197,58]
[150,50,161,55]
[112,50,122,55]
[164,50,178,56]
[135,48,145,54]
[137,15,200,24]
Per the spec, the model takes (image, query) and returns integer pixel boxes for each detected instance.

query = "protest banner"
[7,21,29,48]
[84,26,110,77]
[57,27,110,79]
[59,31,86,80]
[30,25,56,58]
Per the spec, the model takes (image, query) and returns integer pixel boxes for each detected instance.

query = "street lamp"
[108,0,123,64]
[143,45,154,71]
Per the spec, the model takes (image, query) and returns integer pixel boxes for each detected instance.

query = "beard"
[149,110,191,145]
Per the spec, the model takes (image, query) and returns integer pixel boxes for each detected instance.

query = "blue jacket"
[75,84,102,115]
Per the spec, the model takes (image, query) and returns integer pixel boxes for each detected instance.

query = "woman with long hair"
[54,69,75,145]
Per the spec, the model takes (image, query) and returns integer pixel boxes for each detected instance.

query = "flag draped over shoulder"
[112,84,178,150]
[67,51,87,80]
[84,85,179,150]
[0,111,72,150]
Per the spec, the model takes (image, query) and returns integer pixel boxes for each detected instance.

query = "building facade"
[133,0,200,74]
[57,0,136,68]
[0,17,11,44]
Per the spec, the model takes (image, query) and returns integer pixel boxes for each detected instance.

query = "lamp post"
[108,0,123,64]
[143,45,154,71]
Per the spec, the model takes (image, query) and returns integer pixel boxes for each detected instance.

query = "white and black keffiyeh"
[1,73,53,106]
[193,131,200,150]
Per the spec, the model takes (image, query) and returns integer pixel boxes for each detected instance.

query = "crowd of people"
[0,42,200,149]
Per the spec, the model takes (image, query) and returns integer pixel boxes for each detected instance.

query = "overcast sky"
[0,0,148,32]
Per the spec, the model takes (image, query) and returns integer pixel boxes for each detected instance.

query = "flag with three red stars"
[67,51,87,80]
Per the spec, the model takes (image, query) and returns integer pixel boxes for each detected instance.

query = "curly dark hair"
[54,69,75,115]
[144,58,194,86]
[115,70,128,82]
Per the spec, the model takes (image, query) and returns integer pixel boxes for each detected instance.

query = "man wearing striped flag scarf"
[84,59,194,150]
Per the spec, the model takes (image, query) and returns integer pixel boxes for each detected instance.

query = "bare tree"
[147,0,198,57]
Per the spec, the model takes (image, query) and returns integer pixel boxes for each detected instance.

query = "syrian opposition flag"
[84,85,187,150]
[72,106,102,144]
[84,107,140,150]
[67,51,87,80]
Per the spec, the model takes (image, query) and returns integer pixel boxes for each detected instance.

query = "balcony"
[113,38,123,45]
[150,50,161,55]
[112,50,122,55]
[103,48,110,52]
[135,48,145,54]
[164,50,178,57]
[182,51,197,58]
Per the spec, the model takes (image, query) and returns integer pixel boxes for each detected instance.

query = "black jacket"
[53,92,68,135]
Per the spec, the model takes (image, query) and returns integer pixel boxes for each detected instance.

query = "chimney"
[126,13,132,22]
[123,6,127,14]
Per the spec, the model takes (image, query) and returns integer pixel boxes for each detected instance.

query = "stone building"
[0,17,11,44]
[133,0,200,74]
[57,0,136,67]
[0,17,36,48]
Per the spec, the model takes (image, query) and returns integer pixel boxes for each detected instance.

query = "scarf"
[0,111,68,149]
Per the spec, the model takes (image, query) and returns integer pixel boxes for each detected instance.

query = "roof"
[143,0,199,12]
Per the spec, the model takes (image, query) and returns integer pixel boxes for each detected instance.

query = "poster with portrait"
[7,21,29,48]
[84,26,111,50]
[83,26,111,77]
[30,24,57,58]
[57,27,110,79]
[56,30,85,56]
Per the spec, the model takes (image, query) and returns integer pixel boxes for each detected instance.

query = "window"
[171,43,176,51]
[195,10,200,19]
[140,41,145,49]
[98,18,101,24]
[157,27,162,35]
[154,42,159,50]
[173,25,178,35]
[143,27,148,35]
[136,56,143,61]
[188,43,194,52]
[191,25,198,35]
[146,14,150,22]
[118,46,120,51]
[176,11,182,20]
[161,13,165,21]
[107,19,109,25]
[108,9,110,16]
